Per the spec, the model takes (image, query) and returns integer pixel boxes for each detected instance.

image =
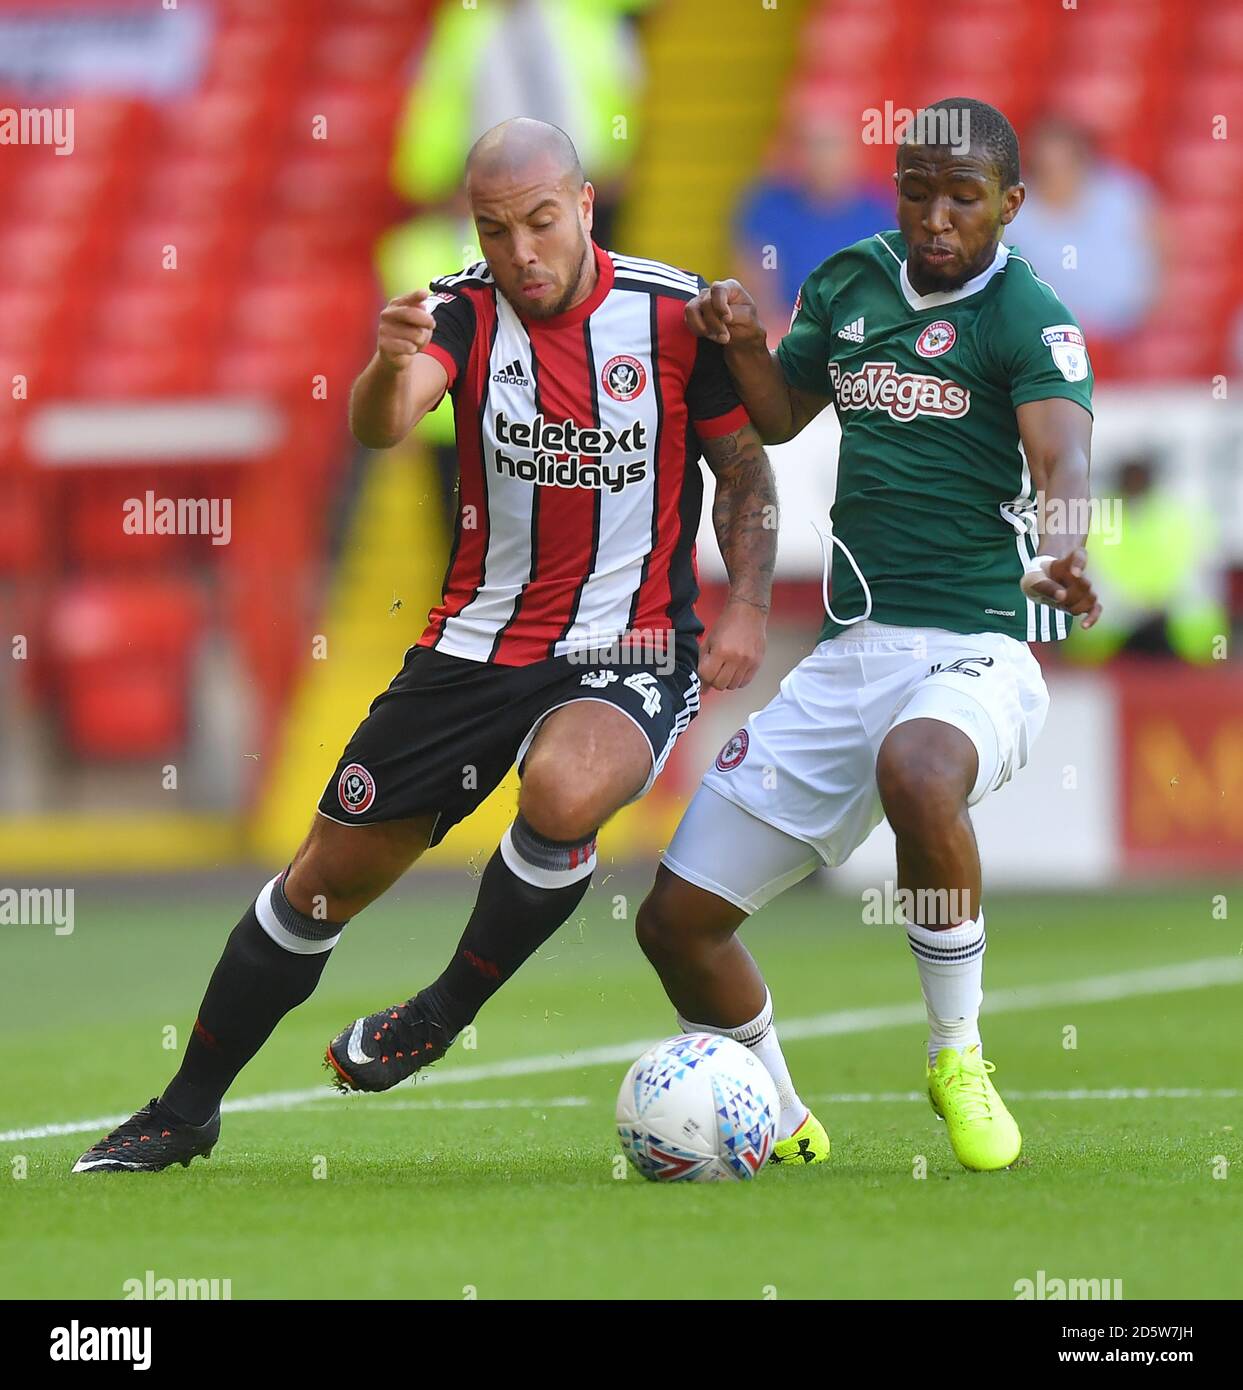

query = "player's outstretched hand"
[685,280,766,349]
[1020,547,1102,630]
[698,597,767,691]
[377,289,437,370]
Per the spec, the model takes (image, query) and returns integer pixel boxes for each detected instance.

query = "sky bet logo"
[492,412,649,494]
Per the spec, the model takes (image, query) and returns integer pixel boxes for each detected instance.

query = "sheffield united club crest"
[338,763,376,815]
[601,354,647,402]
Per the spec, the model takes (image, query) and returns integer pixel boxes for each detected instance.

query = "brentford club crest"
[715,729,749,772]
[601,354,647,401]
[915,319,956,358]
[338,763,376,815]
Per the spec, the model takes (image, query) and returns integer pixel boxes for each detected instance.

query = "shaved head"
[463,118,596,322]
[466,117,585,193]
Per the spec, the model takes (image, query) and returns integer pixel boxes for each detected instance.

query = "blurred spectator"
[1008,116,1160,356]
[390,0,649,249]
[1065,458,1228,666]
[734,105,891,347]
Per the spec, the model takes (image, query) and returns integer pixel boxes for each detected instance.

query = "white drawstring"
[811,519,873,627]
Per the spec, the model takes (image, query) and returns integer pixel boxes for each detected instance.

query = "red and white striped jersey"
[415,242,749,666]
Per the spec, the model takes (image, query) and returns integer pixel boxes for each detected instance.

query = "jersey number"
[623,672,663,717]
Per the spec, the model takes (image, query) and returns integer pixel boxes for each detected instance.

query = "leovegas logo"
[830,361,970,421]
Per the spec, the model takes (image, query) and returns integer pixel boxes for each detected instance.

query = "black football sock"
[418,814,596,1036]
[161,872,347,1125]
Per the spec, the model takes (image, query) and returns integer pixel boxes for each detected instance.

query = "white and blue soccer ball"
[616,1033,779,1182]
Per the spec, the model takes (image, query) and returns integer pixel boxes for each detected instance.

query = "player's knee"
[876,729,971,839]
[634,873,723,965]
[634,889,679,965]
[518,765,603,842]
[286,843,385,918]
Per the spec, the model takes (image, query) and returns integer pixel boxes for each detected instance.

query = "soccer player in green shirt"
[635,98,1102,1172]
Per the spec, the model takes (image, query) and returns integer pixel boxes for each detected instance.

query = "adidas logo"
[492,358,530,387]
[837,316,865,343]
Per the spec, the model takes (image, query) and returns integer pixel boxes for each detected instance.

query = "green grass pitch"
[1,876,1240,1300]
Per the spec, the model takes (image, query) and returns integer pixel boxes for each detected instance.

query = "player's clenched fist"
[684,280,767,349]
[698,596,767,692]
[1020,547,1103,630]
[376,289,438,370]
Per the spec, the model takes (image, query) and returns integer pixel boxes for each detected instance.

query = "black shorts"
[317,644,702,846]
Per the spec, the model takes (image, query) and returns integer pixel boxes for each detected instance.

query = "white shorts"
[663,623,1050,914]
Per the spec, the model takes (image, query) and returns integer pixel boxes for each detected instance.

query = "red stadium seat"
[95,281,226,347]
[246,213,376,276]
[0,480,42,575]
[48,579,204,664]
[268,148,397,220]
[68,345,214,399]
[1174,70,1243,133]
[800,3,901,80]
[212,340,354,396]
[0,219,93,286]
[1161,133,1243,195]
[61,664,187,758]
[231,274,376,349]
[8,158,117,224]
[46,578,207,757]
[1125,323,1217,380]
[200,19,310,90]
[113,217,247,283]
[0,287,62,355]
[1190,5,1243,67]
[40,94,151,162]
[158,87,280,154]
[135,153,267,221]
[309,19,424,83]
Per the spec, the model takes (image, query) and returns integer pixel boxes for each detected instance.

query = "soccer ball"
[616,1033,779,1182]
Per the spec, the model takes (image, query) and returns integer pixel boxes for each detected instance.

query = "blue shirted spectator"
[735,109,891,346]
[1005,115,1160,346]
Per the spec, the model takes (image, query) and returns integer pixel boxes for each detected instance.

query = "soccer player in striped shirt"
[72,119,833,1172]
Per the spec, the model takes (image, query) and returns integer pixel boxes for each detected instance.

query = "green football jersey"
[777,230,1093,643]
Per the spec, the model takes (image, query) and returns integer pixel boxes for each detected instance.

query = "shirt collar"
[523,241,613,330]
[899,241,1009,311]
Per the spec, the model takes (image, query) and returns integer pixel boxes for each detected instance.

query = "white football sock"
[906,910,986,1066]
[677,989,808,1140]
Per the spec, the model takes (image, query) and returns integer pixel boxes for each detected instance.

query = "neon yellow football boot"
[927,1044,1021,1171]
[769,1109,831,1166]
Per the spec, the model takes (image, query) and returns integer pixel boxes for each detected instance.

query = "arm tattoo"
[701,423,778,612]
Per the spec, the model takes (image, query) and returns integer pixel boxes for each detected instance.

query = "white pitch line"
[300,1088,1243,1110]
[3,955,1239,1144]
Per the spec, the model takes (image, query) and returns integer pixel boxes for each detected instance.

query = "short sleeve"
[420,283,478,392]
[990,282,1094,416]
[775,279,835,399]
[686,337,750,440]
